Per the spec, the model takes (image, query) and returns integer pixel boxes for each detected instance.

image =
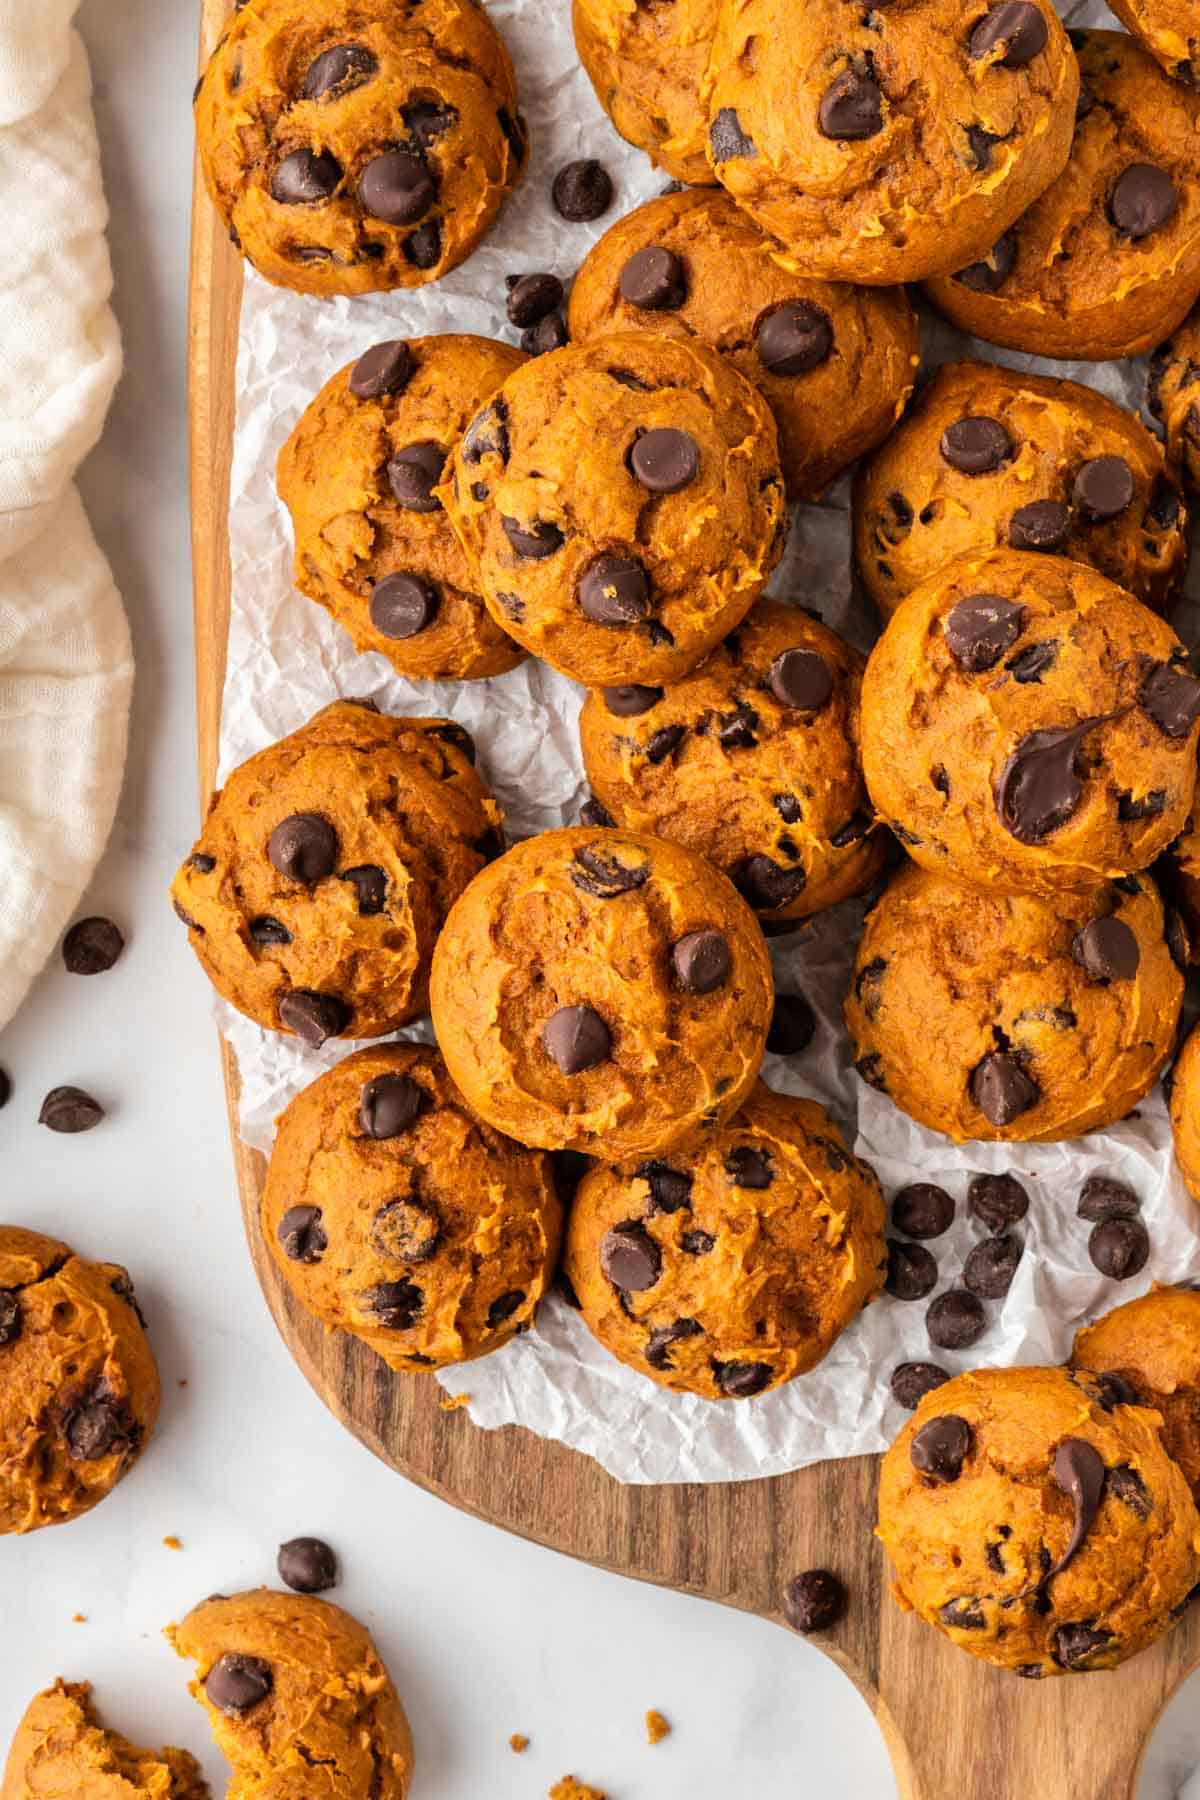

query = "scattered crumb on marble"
[71,1614,86,1624]
[509,1733,529,1754]
[645,1708,670,1745]
[440,1392,470,1411]
[549,1779,607,1800]
[162,1535,183,1550]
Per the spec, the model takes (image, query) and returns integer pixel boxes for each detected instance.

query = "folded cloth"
[0,6,130,1033]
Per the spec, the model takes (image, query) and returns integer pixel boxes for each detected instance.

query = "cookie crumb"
[549,1781,606,1800]
[645,1708,670,1745]
[509,1733,529,1753]
[162,1535,183,1551]
[440,1392,470,1412]
[71,1613,86,1624]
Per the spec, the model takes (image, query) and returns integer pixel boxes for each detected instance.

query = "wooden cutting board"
[188,6,1200,1791]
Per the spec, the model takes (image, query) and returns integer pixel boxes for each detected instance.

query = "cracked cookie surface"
[1073,1287,1200,1499]
[572,0,720,185]
[1,1681,208,1800]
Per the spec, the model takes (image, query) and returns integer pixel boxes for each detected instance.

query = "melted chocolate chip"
[571,845,649,898]
[639,1163,693,1215]
[645,723,687,764]
[910,1413,973,1482]
[709,107,757,160]
[387,441,444,512]
[358,148,435,225]
[619,247,686,311]
[646,1317,702,1370]
[818,68,883,140]
[63,1390,135,1461]
[271,148,341,204]
[1048,1438,1105,1577]
[349,340,414,401]
[1110,164,1178,240]
[605,683,662,717]
[1009,499,1070,552]
[278,989,349,1046]
[756,303,833,376]
[672,929,731,994]
[462,400,508,466]
[940,416,1013,475]
[578,554,651,625]
[1073,456,1134,521]
[954,231,1016,292]
[0,1291,21,1349]
[303,43,376,99]
[733,855,807,910]
[205,1654,273,1717]
[725,1146,772,1189]
[402,219,442,270]
[1072,917,1139,983]
[1139,661,1200,738]
[277,1203,328,1265]
[1054,1623,1113,1670]
[365,1279,423,1329]
[713,1359,772,1398]
[945,594,1024,672]
[542,1005,611,1074]
[1007,641,1057,684]
[970,1051,1040,1126]
[996,719,1107,843]
[502,516,563,559]
[968,2,1048,65]
[601,1221,662,1291]
[373,1196,439,1263]
[681,1229,715,1255]
[1108,1464,1151,1520]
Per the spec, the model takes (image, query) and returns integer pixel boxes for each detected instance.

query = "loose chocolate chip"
[1072,917,1139,984]
[709,106,756,160]
[890,1361,951,1409]
[349,340,414,401]
[373,1196,439,1263]
[645,723,687,764]
[970,1051,1039,1127]
[630,428,700,494]
[725,1146,772,1189]
[672,929,731,995]
[927,1290,987,1350]
[303,43,376,99]
[893,1183,955,1241]
[944,594,1024,672]
[522,312,568,356]
[601,1222,662,1291]
[359,149,435,225]
[954,232,1016,292]
[38,1086,103,1133]
[487,1290,525,1328]
[1139,661,1200,738]
[640,1162,693,1215]
[571,845,649,898]
[506,271,563,328]
[768,648,833,710]
[940,1598,986,1630]
[64,1393,132,1461]
[366,1279,423,1328]
[885,1239,938,1301]
[1049,1438,1106,1577]
[341,865,387,915]
[278,1536,338,1593]
[963,1232,1022,1299]
[767,994,816,1056]
[268,813,338,883]
[62,916,124,975]
[604,683,662,717]
[249,915,291,946]
[1089,1215,1149,1280]
[996,718,1106,844]
[818,69,883,140]
[755,302,833,377]
[271,148,341,204]
[1054,1623,1112,1670]
[968,1172,1028,1231]
[387,441,444,511]
[969,2,1048,64]
[1009,498,1070,552]
[543,1005,610,1074]
[1073,456,1134,521]
[783,1570,847,1633]
[0,1290,19,1348]
[1007,641,1057,684]
[619,247,686,311]
[1108,1464,1151,1521]
[681,1229,715,1255]
[940,416,1013,475]
[1110,164,1178,240]
[1077,1176,1140,1223]
[645,1317,702,1369]
[277,1204,327,1264]
[552,159,613,221]
[205,1654,274,1716]
[502,515,564,560]
[578,553,651,624]
[911,1414,973,1482]
[713,1359,772,1398]
[278,989,349,1046]
[403,100,458,149]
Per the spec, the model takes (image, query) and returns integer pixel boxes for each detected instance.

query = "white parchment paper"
[216,0,1200,1483]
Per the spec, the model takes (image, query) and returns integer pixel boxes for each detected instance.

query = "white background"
[0,1,1196,1794]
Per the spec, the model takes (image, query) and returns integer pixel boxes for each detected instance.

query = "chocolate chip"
[818,69,883,140]
[681,1230,715,1255]
[604,684,662,717]
[270,148,341,204]
[1073,456,1134,521]
[278,989,349,1046]
[543,1005,610,1074]
[725,1146,772,1189]
[268,813,337,883]
[716,704,757,750]
[38,1086,103,1133]
[736,853,807,911]
[856,1052,887,1091]
[249,914,292,947]
[1054,1623,1112,1670]
[645,723,686,764]
[713,1359,772,1398]
[522,312,568,356]
[639,1163,693,1215]
[571,845,649,898]
[552,159,613,221]
[963,1232,1022,1299]
[462,400,508,466]
[996,719,1106,843]
[1007,641,1057,683]
[775,794,803,825]
[911,1414,973,1482]
[954,232,1016,292]
[944,594,1024,672]
[940,1598,986,1630]
[371,572,441,645]
[1110,164,1178,240]
[359,149,435,225]
[619,247,686,311]
[365,1279,423,1328]
[1009,499,1070,552]
[339,865,386,916]
[64,1392,133,1461]
[1139,661,1200,738]
[0,1290,20,1348]
[768,648,833,710]
[189,852,216,873]
[487,1290,525,1328]
[349,340,414,401]
[783,1570,846,1633]
[1077,1176,1140,1223]
[277,1204,327,1264]
[1089,1215,1149,1280]
[890,1361,950,1409]
[709,106,756,160]
[630,428,699,494]
[672,929,731,994]
[969,2,1048,63]
[1072,917,1139,984]
[893,1183,955,1241]
[1093,1370,1139,1411]
[1108,1464,1151,1520]
[359,1073,422,1138]
[940,416,1013,475]
[1118,791,1166,828]
[578,553,651,624]
[968,1172,1028,1231]
[601,1222,662,1291]
[277,1536,338,1593]
[645,1317,702,1369]
[205,1653,273,1716]
[498,105,527,161]
[832,813,871,847]
[505,272,563,327]
[767,994,816,1056]
[970,1051,1039,1126]
[885,1239,938,1301]
[502,515,564,560]
[303,43,376,99]
[966,125,1002,170]
[1049,1438,1106,1577]
[373,1196,439,1263]
[387,442,444,512]
[62,916,124,975]
[755,302,833,376]
[927,1289,987,1350]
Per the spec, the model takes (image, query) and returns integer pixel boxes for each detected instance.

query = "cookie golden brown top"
[261,1044,561,1372]
[845,863,1182,1143]
[702,0,1077,285]
[194,0,526,296]
[580,601,884,923]
[855,361,1188,619]
[1149,304,1200,496]
[1170,1020,1200,1206]
[572,0,720,186]
[1107,0,1199,87]
[878,1365,1200,1676]
[861,550,1200,897]
[0,1681,208,1800]
[429,827,773,1161]
[1073,1286,1200,1498]
[169,1589,413,1799]
[0,1226,158,1536]
[925,30,1200,359]
[441,333,785,688]
[567,189,918,501]
[564,1083,886,1400]
[171,701,501,1046]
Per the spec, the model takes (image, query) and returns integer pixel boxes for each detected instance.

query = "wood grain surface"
[188,6,1200,1791]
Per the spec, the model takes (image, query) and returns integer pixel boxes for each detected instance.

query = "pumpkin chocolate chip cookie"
[701,0,1077,285]
[429,827,773,1161]
[170,701,502,1046]
[855,362,1188,620]
[860,550,1200,898]
[567,188,918,501]
[925,30,1200,359]
[579,601,885,924]
[441,333,786,688]
[262,1044,561,1372]
[845,863,1182,1143]
[1072,1286,1200,1499]
[1148,304,1200,496]
[169,1589,413,1798]
[0,1226,158,1536]
[564,1082,886,1400]
[572,0,719,186]
[278,335,526,681]
[1170,1021,1200,1204]
[1158,808,1200,961]
[1108,0,1199,86]
[1,1681,208,1800]
[194,0,526,296]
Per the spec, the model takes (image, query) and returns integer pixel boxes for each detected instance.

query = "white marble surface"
[0,2,1194,1794]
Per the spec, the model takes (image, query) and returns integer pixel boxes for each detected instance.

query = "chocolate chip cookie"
[1158,807,1200,961]
[855,361,1188,620]
[702,0,1077,285]
[579,601,885,924]
[171,701,502,1046]
[846,862,1182,1143]
[441,333,786,687]
[1072,1286,1200,1499]
[572,0,719,186]
[878,1365,1200,1677]
[194,0,527,296]
[564,1082,886,1399]
[0,1226,158,1536]
[860,550,1200,897]
[262,1044,561,1371]
[429,827,774,1160]
[1148,303,1200,495]
[1170,1021,1200,1204]
[567,188,918,501]
[925,30,1200,359]
[1,1682,207,1800]
[278,335,527,680]
[169,1589,413,1798]
[1108,0,1199,86]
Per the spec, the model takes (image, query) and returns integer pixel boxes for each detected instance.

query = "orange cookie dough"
[429,827,773,1160]
[1148,303,1200,496]
[0,1227,158,1537]
[440,333,785,687]
[278,335,526,680]
[567,188,917,501]
[262,1044,561,1372]
[1073,1286,1200,1498]
[171,701,502,1047]
[860,550,1200,898]
[194,0,526,296]
[579,601,884,923]
[169,1589,413,1798]
[855,362,1188,620]
[702,0,1077,285]
[1108,0,1199,85]
[1170,1021,1200,1204]
[925,30,1200,360]
[878,1365,1200,1677]
[0,1681,207,1800]
[846,863,1182,1142]
[572,0,719,186]
[564,1083,885,1399]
